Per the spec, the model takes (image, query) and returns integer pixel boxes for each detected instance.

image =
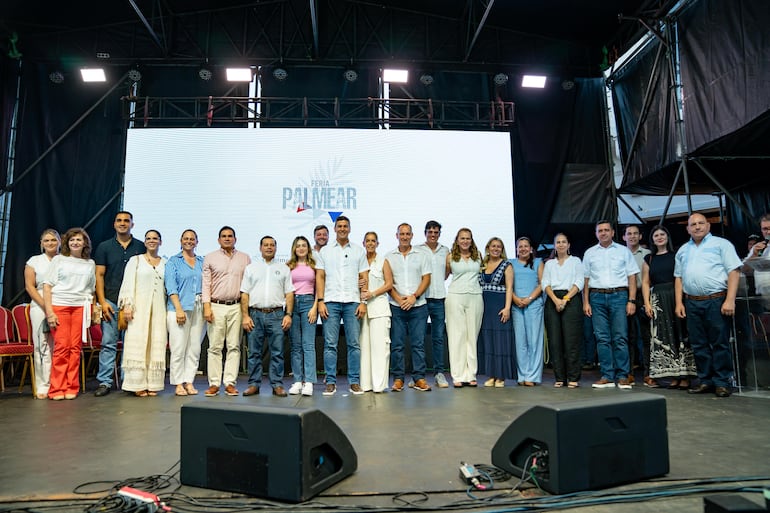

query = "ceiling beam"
[464,0,495,62]
[309,0,320,57]
[128,0,165,52]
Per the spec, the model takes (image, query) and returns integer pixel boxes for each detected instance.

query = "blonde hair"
[450,228,480,262]
[481,237,508,270]
[287,235,316,270]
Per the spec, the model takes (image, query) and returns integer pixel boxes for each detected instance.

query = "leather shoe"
[392,378,404,392]
[272,386,288,397]
[243,386,259,396]
[94,384,111,397]
[715,386,731,398]
[688,383,715,394]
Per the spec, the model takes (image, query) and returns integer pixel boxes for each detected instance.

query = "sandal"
[147,391,158,397]
[678,380,690,390]
[554,382,564,388]
[467,380,478,387]
[185,384,199,395]
[568,382,579,388]
[453,382,464,388]
[483,378,495,387]
[523,381,535,387]
[135,390,148,397]
[494,380,505,388]
[667,380,680,389]
[175,385,188,396]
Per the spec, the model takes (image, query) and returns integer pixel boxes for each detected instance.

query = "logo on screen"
[282,158,357,224]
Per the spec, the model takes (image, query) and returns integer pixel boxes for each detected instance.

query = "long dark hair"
[649,225,674,255]
[516,236,535,269]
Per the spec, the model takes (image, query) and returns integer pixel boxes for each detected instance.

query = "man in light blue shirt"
[583,220,640,390]
[674,212,741,397]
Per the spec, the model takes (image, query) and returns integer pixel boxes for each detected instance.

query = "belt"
[684,291,727,301]
[211,298,240,305]
[426,298,445,302]
[250,306,283,313]
[590,287,628,294]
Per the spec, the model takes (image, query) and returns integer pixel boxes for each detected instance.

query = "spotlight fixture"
[493,73,509,86]
[127,68,142,82]
[419,73,434,86]
[80,68,107,82]
[382,68,408,83]
[561,79,575,90]
[226,67,253,82]
[272,67,288,81]
[522,75,547,88]
[49,71,65,84]
[198,67,213,81]
[343,68,358,82]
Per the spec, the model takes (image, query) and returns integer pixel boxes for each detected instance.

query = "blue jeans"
[322,302,361,385]
[590,291,630,381]
[390,304,429,381]
[97,299,121,387]
[582,314,597,365]
[685,297,734,387]
[246,309,285,388]
[426,299,446,373]
[290,295,317,383]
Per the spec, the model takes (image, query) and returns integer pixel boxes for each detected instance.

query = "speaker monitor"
[180,403,357,502]
[491,393,669,495]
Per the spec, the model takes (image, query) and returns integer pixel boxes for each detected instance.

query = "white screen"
[124,128,515,261]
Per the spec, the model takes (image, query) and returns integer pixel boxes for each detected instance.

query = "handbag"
[118,308,128,331]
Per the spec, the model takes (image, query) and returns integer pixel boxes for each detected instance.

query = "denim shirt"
[165,252,204,311]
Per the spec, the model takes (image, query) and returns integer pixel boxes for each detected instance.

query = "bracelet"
[317,298,324,302]
[627,298,636,304]
[285,312,293,316]
[563,295,571,301]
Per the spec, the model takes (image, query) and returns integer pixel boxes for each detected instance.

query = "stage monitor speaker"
[491,393,668,495]
[180,403,357,502]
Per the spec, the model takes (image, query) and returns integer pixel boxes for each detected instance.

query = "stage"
[1,367,769,513]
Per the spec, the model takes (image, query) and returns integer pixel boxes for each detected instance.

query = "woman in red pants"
[43,227,96,400]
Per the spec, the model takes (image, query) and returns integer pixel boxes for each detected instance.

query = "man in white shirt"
[240,236,295,397]
[583,220,640,390]
[316,216,369,396]
[743,213,770,298]
[415,220,450,388]
[313,225,329,253]
[387,223,432,392]
[623,224,651,386]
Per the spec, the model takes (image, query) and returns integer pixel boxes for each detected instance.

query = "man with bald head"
[674,213,741,397]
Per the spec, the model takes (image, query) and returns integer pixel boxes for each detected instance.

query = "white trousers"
[30,303,52,395]
[445,292,483,383]
[359,315,391,392]
[167,305,207,385]
[206,303,242,387]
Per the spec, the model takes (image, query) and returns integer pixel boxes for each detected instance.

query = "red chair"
[0,305,36,395]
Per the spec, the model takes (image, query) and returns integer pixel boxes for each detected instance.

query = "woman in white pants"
[165,229,206,396]
[359,232,393,392]
[445,228,484,387]
[24,229,61,399]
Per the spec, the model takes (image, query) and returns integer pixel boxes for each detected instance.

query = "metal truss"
[122,96,514,129]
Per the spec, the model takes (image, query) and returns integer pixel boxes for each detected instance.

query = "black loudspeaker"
[491,393,669,495]
[180,403,357,502]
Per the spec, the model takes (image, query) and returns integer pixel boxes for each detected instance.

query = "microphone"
[760,238,770,257]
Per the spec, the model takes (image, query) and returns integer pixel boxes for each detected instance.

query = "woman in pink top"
[286,236,319,396]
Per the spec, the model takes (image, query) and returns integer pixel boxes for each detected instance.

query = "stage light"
[49,71,65,84]
[127,68,142,82]
[522,75,547,88]
[226,68,253,82]
[80,68,106,82]
[272,67,288,81]
[493,73,509,86]
[198,67,213,81]
[383,69,408,83]
[561,79,575,90]
[343,68,358,82]
[419,73,434,86]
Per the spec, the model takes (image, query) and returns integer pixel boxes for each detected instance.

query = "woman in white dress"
[119,230,167,396]
[359,231,393,393]
[25,229,61,399]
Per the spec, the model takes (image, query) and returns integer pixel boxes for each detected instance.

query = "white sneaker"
[435,372,449,388]
[288,382,303,395]
[302,382,314,396]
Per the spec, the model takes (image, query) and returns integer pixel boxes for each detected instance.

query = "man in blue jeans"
[582,220,639,390]
[674,212,741,398]
[386,223,432,392]
[240,236,295,397]
[93,211,145,397]
[315,216,369,396]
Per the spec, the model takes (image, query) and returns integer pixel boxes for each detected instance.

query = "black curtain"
[3,62,126,305]
[0,57,20,186]
[511,78,609,246]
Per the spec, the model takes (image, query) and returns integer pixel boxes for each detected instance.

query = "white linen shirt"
[583,241,639,289]
[43,255,96,306]
[316,240,368,303]
[240,259,295,308]
[386,246,431,307]
[542,255,584,292]
[416,243,449,299]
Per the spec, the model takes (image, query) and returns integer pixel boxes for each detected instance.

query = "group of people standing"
[23,209,750,400]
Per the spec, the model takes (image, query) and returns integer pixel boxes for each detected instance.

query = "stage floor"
[1,368,769,513]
